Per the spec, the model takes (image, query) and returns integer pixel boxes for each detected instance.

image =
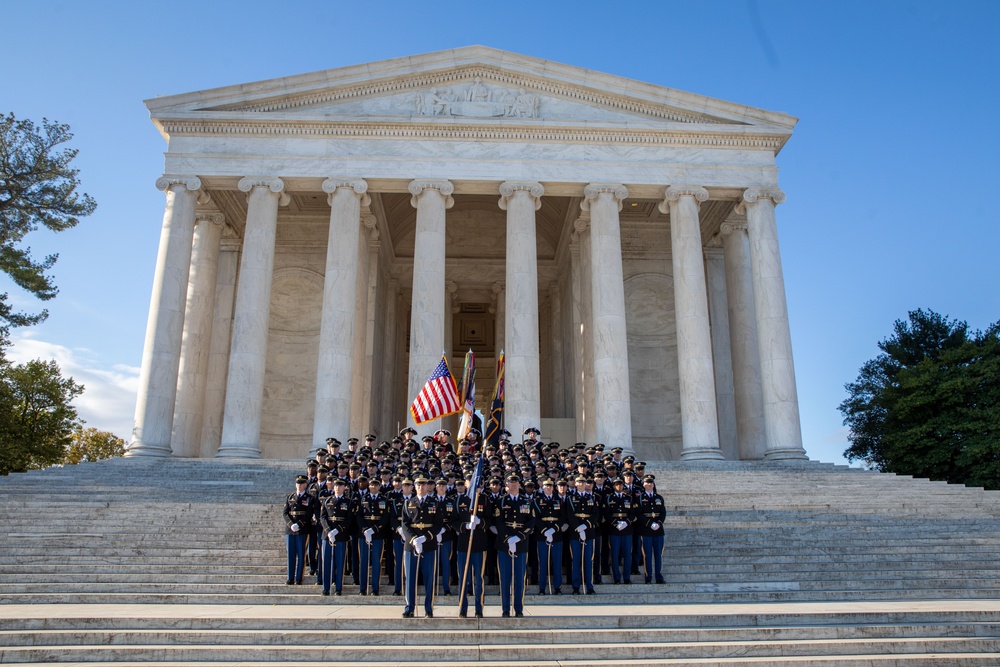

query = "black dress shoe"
[515,611,524,617]
[586,588,596,595]
[335,590,342,596]
[370,590,379,596]
[656,578,665,584]
[459,610,467,618]
[309,569,317,577]
[442,591,451,597]
[537,590,546,595]
[572,588,580,595]
[425,611,433,618]
[501,611,510,618]
[393,590,402,596]
[613,580,621,585]
[285,579,293,585]
[624,580,632,584]
[475,611,483,618]
[321,589,330,596]
[402,610,414,618]
[360,589,368,596]
[295,580,303,585]
[314,580,322,586]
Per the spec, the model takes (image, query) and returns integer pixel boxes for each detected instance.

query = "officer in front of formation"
[637,474,666,584]
[356,477,389,596]
[319,478,354,596]
[400,473,442,618]
[282,475,316,585]
[533,477,568,595]
[494,473,537,617]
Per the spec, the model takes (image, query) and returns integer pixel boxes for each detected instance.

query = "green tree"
[0,358,84,475]
[0,112,96,333]
[840,309,1000,488]
[64,427,126,465]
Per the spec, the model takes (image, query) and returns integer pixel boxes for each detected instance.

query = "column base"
[763,448,810,461]
[215,446,263,460]
[124,444,173,458]
[680,448,726,461]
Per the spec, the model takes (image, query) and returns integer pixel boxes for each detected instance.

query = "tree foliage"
[0,357,84,475]
[64,427,126,465]
[0,112,96,332]
[840,309,1000,489]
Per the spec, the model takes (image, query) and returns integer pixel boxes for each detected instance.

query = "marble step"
[2,636,1000,663]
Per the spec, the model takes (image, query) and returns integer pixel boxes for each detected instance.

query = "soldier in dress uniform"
[567,474,600,595]
[533,476,569,595]
[606,476,636,584]
[319,478,354,595]
[455,476,489,618]
[434,478,459,596]
[484,476,503,585]
[400,474,442,618]
[493,473,537,617]
[356,477,389,596]
[637,474,666,584]
[389,476,414,596]
[282,475,316,585]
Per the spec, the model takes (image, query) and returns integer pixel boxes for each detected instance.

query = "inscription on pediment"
[415,77,538,118]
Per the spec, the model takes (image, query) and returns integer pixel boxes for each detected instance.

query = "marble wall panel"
[259,259,323,459]
[624,265,682,461]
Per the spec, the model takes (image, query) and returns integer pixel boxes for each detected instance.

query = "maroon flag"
[410,354,461,425]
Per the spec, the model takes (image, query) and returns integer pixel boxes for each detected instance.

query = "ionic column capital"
[362,213,379,241]
[742,187,786,206]
[155,175,202,193]
[659,185,709,213]
[195,210,225,226]
[408,179,455,209]
[573,216,590,235]
[322,178,371,207]
[581,183,629,212]
[238,177,290,206]
[491,281,505,296]
[498,180,544,211]
[720,220,748,237]
[446,280,459,296]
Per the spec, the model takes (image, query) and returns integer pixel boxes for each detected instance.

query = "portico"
[127,46,807,462]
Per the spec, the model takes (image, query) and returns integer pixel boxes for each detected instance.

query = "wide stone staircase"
[2,457,1000,665]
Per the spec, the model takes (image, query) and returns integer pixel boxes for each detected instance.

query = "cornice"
[156,118,786,151]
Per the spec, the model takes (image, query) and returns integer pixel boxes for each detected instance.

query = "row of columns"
[128,175,804,462]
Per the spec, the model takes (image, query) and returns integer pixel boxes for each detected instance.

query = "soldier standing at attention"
[494,473,537,617]
[638,474,666,584]
[534,477,568,595]
[401,474,442,618]
[606,476,636,584]
[568,475,599,595]
[282,475,315,585]
[357,477,389,596]
[455,476,489,618]
[320,478,354,596]
[434,478,459,596]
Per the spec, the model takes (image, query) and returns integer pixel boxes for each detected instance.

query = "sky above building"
[2,0,998,465]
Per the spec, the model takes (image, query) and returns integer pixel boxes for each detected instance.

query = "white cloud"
[6,331,138,440]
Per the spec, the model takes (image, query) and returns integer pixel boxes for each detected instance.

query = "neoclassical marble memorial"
[128,46,807,462]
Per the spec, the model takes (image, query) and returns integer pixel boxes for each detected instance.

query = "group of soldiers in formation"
[282,426,667,618]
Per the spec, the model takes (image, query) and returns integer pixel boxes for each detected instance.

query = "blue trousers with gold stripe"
[457,550,485,615]
[404,549,437,615]
[497,549,527,614]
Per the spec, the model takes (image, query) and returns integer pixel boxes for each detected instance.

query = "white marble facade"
[128,47,808,462]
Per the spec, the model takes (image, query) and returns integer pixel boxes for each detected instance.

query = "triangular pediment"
[147,47,797,139]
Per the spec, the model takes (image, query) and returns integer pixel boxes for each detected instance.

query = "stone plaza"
[128,46,808,463]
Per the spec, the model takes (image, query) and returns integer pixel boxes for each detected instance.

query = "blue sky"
[2,1,998,464]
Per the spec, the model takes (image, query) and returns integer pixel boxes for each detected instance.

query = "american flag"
[409,354,461,425]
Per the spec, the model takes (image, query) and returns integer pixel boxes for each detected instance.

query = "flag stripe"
[410,355,461,425]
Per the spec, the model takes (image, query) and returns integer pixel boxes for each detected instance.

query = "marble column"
[492,282,505,357]
[444,280,459,434]
[741,188,808,460]
[217,177,289,458]
[704,242,738,460]
[406,179,453,429]
[549,280,566,418]
[661,185,724,460]
[720,219,767,460]
[380,280,400,437]
[312,179,369,447]
[575,218,597,446]
[499,181,544,435]
[128,176,204,457]
[360,216,382,435]
[568,236,587,443]
[582,184,634,455]
[171,208,225,457]
[200,241,238,457]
